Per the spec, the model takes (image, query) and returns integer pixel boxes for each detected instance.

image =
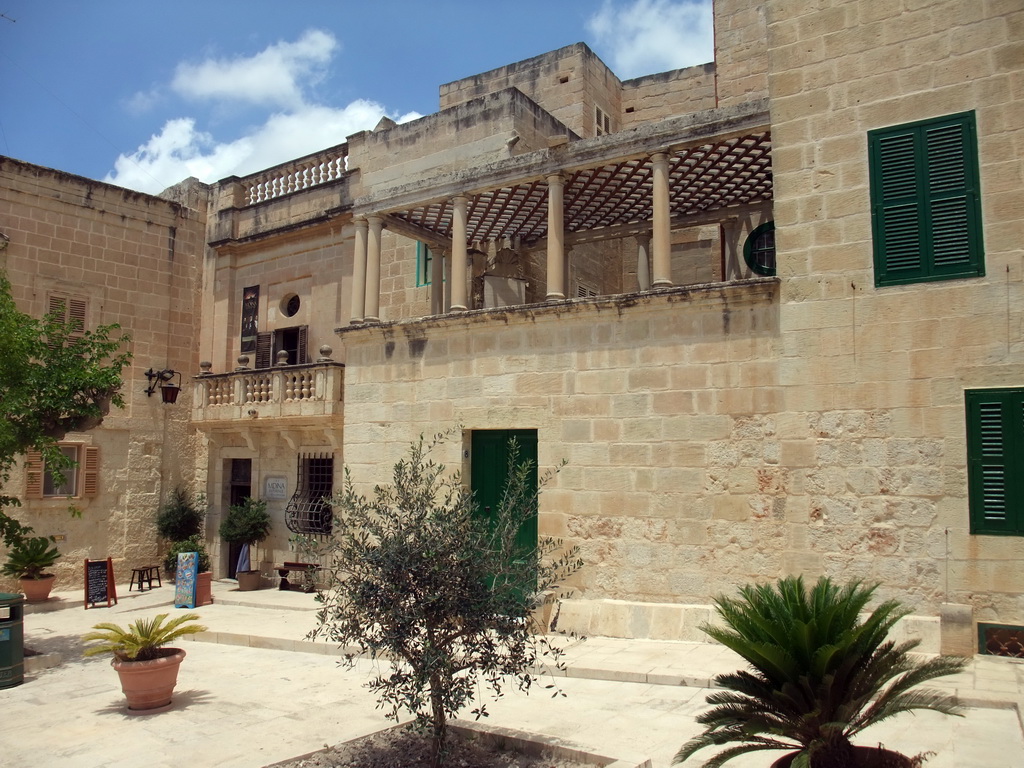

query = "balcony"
[192,361,344,427]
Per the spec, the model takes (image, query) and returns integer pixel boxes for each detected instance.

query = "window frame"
[965,388,1024,536]
[868,111,985,288]
[417,242,434,287]
[743,220,776,277]
[25,444,100,500]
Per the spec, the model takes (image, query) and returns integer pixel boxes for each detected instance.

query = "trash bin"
[0,592,25,689]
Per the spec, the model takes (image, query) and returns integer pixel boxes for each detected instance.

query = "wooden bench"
[273,562,318,592]
[129,565,162,592]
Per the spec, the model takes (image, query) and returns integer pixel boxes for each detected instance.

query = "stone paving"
[2,581,1021,768]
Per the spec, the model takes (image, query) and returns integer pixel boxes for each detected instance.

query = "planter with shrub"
[2,535,61,602]
[83,612,207,711]
[218,497,271,591]
[675,576,967,768]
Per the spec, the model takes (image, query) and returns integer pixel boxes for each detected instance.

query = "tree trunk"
[429,675,447,768]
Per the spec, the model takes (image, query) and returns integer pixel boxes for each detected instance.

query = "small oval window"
[743,221,776,277]
[281,294,301,317]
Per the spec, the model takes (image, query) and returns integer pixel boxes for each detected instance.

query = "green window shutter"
[417,242,433,287]
[966,389,1023,535]
[870,111,984,287]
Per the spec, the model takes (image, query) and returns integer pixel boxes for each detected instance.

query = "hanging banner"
[174,552,198,609]
[240,285,259,353]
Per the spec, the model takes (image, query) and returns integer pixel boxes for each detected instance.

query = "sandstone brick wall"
[438,43,622,139]
[0,159,207,590]
[767,0,1024,621]
[714,0,770,107]
[204,220,349,374]
[339,283,780,610]
[621,64,718,128]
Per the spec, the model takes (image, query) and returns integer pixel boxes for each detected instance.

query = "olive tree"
[0,271,131,547]
[310,432,582,768]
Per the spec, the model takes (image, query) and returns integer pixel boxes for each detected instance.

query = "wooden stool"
[129,567,150,592]
[129,566,161,591]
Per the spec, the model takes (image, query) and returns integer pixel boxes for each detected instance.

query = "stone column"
[365,215,383,322]
[546,173,566,301]
[443,252,452,313]
[350,216,368,323]
[651,152,673,287]
[636,233,652,291]
[450,196,469,311]
[430,246,445,315]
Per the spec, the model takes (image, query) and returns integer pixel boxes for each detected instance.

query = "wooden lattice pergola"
[388,132,772,246]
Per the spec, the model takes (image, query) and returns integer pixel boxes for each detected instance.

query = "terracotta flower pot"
[196,571,213,606]
[236,570,262,591]
[111,648,186,711]
[772,745,915,768]
[19,575,55,603]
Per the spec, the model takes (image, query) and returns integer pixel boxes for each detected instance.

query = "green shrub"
[163,535,211,576]
[675,576,967,768]
[2,535,60,579]
[155,489,204,542]
[310,432,582,768]
[218,497,270,545]
[83,612,207,661]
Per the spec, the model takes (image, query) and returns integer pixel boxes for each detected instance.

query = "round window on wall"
[281,294,301,317]
[743,221,776,277]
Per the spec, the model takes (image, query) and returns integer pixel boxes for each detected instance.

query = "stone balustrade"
[240,144,348,205]
[192,361,345,424]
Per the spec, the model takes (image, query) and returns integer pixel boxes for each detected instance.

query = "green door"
[470,429,538,563]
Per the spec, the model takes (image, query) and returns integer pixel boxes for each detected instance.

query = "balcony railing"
[192,361,344,424]
[240,144,348,206]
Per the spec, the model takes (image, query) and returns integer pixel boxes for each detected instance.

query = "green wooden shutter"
[966,389,1023,535]
[870,111,983,287]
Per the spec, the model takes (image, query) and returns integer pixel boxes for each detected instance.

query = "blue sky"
[0,1,713,194]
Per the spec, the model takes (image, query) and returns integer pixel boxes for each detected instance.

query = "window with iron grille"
[285,453,333,535]
[868,111,984,287]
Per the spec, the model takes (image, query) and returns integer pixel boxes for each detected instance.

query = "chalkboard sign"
[84,558,117,609]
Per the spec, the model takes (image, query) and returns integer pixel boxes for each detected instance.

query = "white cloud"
[105,103,421,194]
[587,0,714,79]
[172,29,337,109]
[106,30,421,193]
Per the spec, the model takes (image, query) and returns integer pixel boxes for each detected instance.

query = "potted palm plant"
[219,497,271,590]
[675,576,967,768]
[2,535,61,602]
[82,612,207,711]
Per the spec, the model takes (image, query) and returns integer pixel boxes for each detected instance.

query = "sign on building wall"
[264,476,287,500]
[241,285,260,353]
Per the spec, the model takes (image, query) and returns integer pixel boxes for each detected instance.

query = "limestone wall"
[621,65,718,128]
[350,90,576,197]
[203,219,350,373]
[339,284,781,608]
[766,0,1024,622]
[0,158,207,590]
[714,0,770,108]
[438,43,622,139]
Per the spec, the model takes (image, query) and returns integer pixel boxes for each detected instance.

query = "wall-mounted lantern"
[144,368,182,404]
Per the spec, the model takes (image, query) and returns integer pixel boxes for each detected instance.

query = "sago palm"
[675,576,966,768]
[83,612,207,661]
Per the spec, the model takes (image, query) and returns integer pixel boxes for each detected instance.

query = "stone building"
[4,0,1023,655]
[0,159,208,590]
[192,0,1024,654]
